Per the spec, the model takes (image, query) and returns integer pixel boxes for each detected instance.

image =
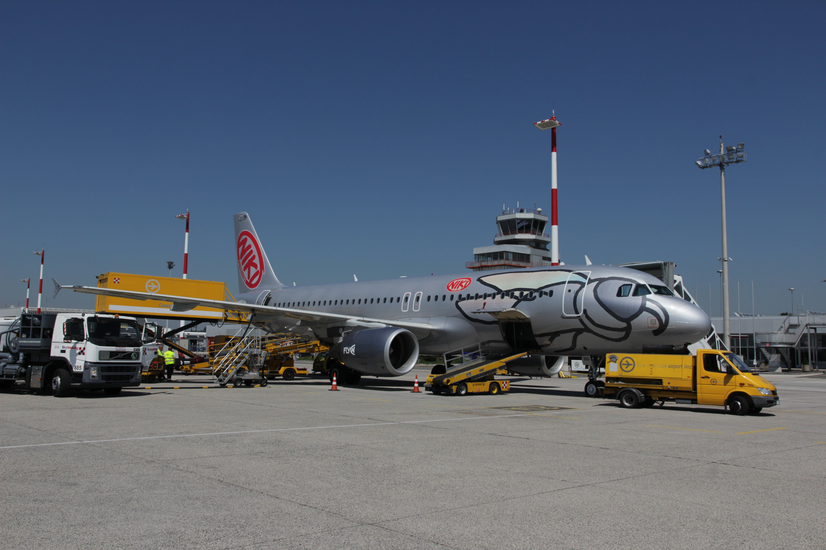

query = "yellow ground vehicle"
[425,352,525,395]
[593,350,778,415]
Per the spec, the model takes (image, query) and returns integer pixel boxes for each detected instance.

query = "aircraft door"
[562,271,590,317]
[412,292,422,312]
[402,292,411,312]
[697,352,739,406]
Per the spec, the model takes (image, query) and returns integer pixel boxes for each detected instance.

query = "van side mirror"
[63,318,85,341]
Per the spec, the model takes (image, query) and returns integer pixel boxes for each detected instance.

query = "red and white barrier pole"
[33,250,44,313]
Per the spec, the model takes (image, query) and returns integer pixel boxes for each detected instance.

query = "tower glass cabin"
[466,207,553,271]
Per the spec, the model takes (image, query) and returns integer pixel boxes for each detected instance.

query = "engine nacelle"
[337,327,419,377]
[506,355,566,377]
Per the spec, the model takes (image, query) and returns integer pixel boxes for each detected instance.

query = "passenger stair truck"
[589,349,778,415]
[0,311,143,396]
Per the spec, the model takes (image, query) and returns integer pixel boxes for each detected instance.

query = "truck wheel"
[456,383,468,396]
[489,382,500,395]
[51,369,72,397]
[618,389,641,408]
[260,378,268,387]
[104,387,122,396]
[584,380,599,397]
[283,368,296,381]
[233,378,243,388]
[728,395,750,415]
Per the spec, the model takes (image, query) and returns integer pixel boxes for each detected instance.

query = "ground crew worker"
[156,347,167,381]
[163,348,175,382]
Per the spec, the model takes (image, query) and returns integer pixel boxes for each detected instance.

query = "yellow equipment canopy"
[95,272,245,322]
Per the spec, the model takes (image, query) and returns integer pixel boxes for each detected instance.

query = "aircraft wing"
[54,280,435,335]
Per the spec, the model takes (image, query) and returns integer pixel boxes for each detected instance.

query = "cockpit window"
[650,285,674,296]
[632,284,651,296]
[617,284,632,297]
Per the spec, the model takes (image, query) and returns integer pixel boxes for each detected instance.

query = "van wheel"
[728,395,750,415]
[51,369,72,397]
[489,382,500,395]
[584,380,599,397]
[456,383,468,396]
[618,389,641,408]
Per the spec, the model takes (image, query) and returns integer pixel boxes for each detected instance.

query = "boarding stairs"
[672,274,727,352]
[213,328,261,386]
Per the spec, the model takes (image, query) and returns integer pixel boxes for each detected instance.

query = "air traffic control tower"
[466,206,554,271]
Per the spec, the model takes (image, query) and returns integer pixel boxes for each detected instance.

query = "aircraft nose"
[667,299,712,342]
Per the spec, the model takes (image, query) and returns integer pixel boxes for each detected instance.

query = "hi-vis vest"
[163,350,175,365]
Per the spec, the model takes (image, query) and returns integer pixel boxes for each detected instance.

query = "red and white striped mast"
[533,113,562,265]
[33,249,44,313]
[21,278,30,309]
[176,211,190,279]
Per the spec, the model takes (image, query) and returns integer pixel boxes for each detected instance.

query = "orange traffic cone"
[329,373,339,391]
[412,375,420,393]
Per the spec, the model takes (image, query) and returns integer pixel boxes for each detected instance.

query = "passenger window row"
[274,289,553,309]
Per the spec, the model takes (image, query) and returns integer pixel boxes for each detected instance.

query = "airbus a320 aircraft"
[59,212,711,386]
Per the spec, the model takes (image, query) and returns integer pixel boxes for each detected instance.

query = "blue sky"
[2,1,824,316]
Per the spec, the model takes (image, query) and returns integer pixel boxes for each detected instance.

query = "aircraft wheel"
[584,380,599,398]
[618,389,642,409]
[345,370,361,385]
[456,383,468,396]
[728,395,750,415]
[489,382,500,395]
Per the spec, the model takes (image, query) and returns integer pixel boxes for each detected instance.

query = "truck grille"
[100,364,139,382]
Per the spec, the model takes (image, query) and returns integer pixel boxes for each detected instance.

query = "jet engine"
[337,327,419,377]
[506,355,566,377]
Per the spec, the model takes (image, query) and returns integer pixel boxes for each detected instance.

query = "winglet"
[52,278,63,299]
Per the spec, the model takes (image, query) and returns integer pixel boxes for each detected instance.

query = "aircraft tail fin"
[233,212,284,293]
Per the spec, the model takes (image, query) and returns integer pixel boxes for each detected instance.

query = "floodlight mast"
[696,138,747,350]
[534,114,562,265]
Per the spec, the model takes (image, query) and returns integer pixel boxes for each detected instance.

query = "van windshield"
[87,317,142,347]
[724,352,753,373]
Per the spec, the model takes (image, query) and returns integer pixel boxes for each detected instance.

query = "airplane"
[57,212,712,389]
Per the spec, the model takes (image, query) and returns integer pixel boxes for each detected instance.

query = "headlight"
[90,366,99,380]
[758,387,772,395]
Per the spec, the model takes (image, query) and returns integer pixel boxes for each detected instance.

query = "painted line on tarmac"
[776,410,826,415]
[647,425,724,434]
[736,427,787,435]
[0,412,538,450]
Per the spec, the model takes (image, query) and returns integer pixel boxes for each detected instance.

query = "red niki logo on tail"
[446,277,472,292]
[237,230,264,289]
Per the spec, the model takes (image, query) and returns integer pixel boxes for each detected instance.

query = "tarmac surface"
[2,365,825,550]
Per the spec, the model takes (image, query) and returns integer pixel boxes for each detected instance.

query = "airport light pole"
[167,261,175,277]
[534,114,561,265]
[696,139,746,350]
[176,211,190,279]
[789,288,795,316]
[33,249,44,314]
[21,279,30,309]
